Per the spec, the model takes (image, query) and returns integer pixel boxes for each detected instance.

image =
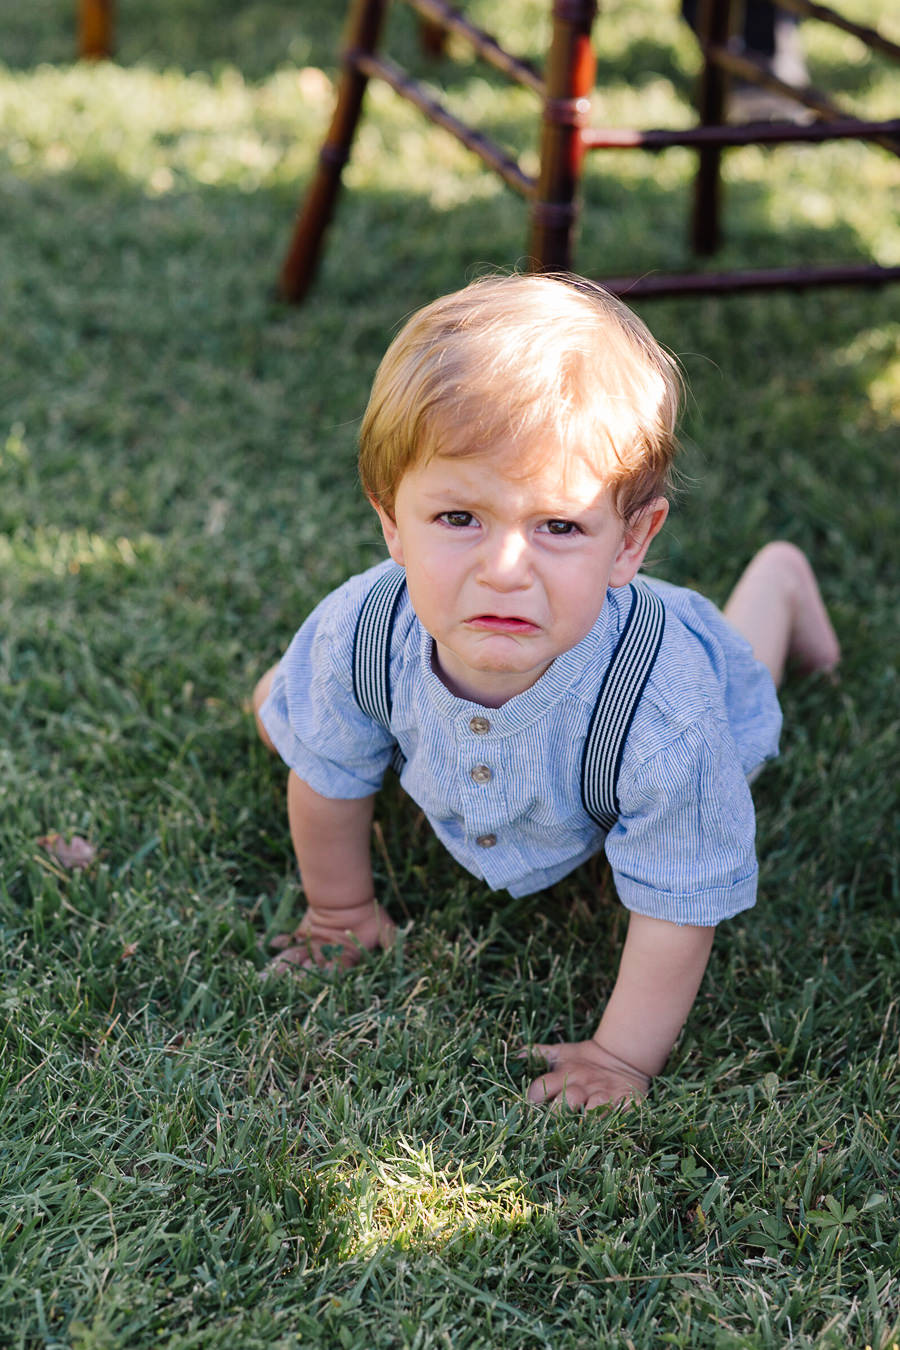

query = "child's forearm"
[525,912,716,1109]
[592,912,716,1079]
[264,773,392,973]
[287,770,377,917]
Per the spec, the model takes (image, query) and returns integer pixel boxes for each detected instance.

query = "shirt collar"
[416,586,631,734]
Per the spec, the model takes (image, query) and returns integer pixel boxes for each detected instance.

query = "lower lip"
[467,616,539,634]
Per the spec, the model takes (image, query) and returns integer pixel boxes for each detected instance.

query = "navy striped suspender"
[351,567,665,827]
[352,564,408,773]
[580,581,666,831]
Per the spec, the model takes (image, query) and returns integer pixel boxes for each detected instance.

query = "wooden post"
[419,18,447,57]
[280,0,390,301]
[691,0,733,255]
[79,0,114,60]
[529,0,597,273]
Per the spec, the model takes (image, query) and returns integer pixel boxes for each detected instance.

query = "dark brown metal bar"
[692,0,733,255]
[419,15,448,57]
[775,0,900,63]
[79,0,114,59]
[529,0,598,272]
[355,52,535,196]
[406,0,545,93]
[582,117,900,149]
[600,262,900,298]
[707,43,900,155]
[280,0,390,301]
[280,0,899,303]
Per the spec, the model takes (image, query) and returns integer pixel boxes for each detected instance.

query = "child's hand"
[266,900,396,975]
[523,1039,651,1111]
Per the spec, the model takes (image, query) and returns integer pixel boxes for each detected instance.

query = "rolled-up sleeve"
[259,584,395,799]
[605,719,758,926]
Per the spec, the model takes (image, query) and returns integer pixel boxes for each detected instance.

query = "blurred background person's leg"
[682,0,811,120]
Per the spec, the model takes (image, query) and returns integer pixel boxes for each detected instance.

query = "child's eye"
[544,519,580,536]
[439,511,475,528]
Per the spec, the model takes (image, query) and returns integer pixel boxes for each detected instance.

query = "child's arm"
[526,912,715,1109]
[268,771,395,972]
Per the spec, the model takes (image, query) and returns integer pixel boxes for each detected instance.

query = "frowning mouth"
[466,615,540,634]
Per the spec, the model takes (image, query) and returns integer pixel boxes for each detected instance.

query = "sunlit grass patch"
[330,1142,538,1256]
[1,2,899,1348]
[0,524,154,578]
[833,324,900,426]
[0,60,333,194]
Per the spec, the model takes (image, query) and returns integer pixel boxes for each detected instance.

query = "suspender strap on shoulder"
[352,564,408,729]
[580,581,666,832]
[353,567,664,808]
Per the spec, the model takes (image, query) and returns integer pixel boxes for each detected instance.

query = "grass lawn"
[1,1,898,1345]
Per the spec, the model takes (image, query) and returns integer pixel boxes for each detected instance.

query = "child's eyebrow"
[419,483,484,503]
[420,491,475,508]
[416,474,611,518]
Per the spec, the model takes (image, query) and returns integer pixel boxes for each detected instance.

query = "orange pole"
[280,0,391,301]
[530,0,598,273]
[79,0,114,61]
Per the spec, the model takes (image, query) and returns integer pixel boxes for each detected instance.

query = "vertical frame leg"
[529,0,598,273]
[692,0,733,255]
[280,0,390,302]
[79,0,114,60]
[419,18,448,57]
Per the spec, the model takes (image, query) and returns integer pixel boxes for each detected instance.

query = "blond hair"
[359,273,681,520]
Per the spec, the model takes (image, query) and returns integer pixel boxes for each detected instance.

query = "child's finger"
[527,1068,580,1105]
[526,1071,556,1103]
[519,1042,563,1068]
[585,1087,636,1111]
[261,948,316,979]
[530,1073,593,1111]
[269,932,299,951]
[269,937,367,975]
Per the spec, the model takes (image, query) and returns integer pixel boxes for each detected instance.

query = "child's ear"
[370,498,406,567]
[608,498,669,587]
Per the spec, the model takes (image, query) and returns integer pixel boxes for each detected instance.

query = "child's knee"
[252,665,278,752]
[740,541,815,606]
[754,539,810,578]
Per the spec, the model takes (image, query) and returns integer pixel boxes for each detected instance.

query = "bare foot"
[768,542,841,675]
[264,900,397,976]
[725,541,840,685]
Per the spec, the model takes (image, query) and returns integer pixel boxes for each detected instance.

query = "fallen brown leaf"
[38,833,98,871]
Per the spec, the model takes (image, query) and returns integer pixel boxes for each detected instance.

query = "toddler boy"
[253,274,839,1108]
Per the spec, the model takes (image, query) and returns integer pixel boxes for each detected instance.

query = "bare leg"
[723,541,840,688]
[251,664,278,752]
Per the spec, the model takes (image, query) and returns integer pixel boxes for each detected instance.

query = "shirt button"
[470,764,492,784]
[476,833,497,848]
[469,716,491,734]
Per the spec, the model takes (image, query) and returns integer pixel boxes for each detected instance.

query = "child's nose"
[479,529,531,589]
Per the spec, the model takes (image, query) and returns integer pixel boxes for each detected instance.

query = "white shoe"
[728,84,816,124]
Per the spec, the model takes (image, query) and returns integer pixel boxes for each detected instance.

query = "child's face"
[374,441,667,707]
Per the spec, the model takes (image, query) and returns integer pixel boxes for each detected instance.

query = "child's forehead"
[424,435,613,487]
[406,438,618,507]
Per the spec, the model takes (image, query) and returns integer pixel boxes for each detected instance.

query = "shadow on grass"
[299,153,895,306]
[2,0,346,80]
[11,0,895,111]
[1,145,895,518]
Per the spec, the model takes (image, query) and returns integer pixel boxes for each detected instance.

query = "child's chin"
[468,653,551,688]
[467,648,538,675]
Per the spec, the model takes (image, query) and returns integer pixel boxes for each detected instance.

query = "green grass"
[1,0,899,1345]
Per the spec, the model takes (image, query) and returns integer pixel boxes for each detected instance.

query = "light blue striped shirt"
[261,560,782,926]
